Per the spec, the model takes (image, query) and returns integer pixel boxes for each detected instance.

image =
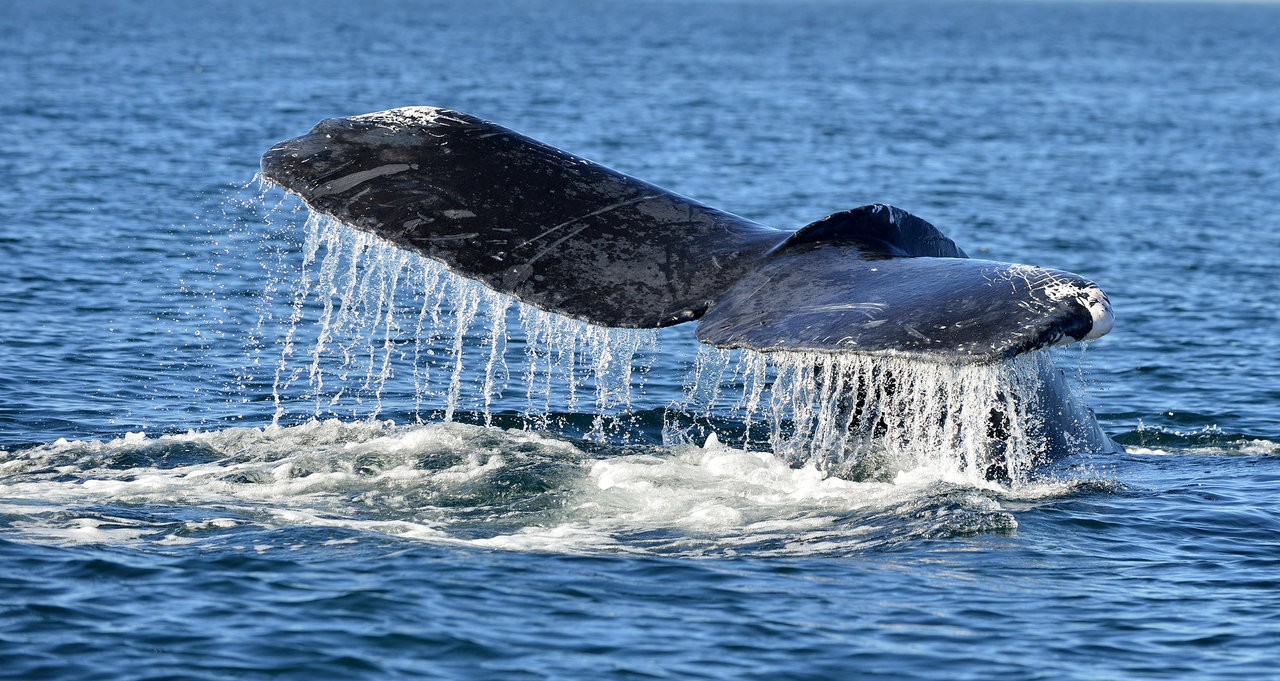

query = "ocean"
[2,0,1279,678]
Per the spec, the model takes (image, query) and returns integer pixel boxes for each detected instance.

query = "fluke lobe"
[261,107,1113,364]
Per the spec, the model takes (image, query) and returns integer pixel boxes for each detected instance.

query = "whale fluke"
[261,107,1113,363]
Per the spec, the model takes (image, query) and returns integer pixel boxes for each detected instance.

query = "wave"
[0,420,1111,557]
[1112,424,1279,457]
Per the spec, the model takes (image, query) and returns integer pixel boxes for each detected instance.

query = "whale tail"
[261,107,1112,364]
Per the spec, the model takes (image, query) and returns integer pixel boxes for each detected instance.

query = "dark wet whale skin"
[261,107,1112,365]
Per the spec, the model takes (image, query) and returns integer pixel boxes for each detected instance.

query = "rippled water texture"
[3,1,1279,679]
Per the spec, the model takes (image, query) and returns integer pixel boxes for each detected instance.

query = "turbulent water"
[3,0,1280,679]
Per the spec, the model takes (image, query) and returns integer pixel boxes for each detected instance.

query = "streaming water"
[264,210,661,437]
[680,349,1100,483]
[261,205,1104,485]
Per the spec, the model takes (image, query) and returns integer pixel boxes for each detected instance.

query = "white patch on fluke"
[312,164,412,197]
[998,264,1113,344]
[350,106,461,130]
[1082,287,1114,340]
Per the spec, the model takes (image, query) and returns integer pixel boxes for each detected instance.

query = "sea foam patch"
[0,421,1103,556]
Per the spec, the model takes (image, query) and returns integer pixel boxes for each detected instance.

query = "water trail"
[257,204,1100,484]
[677,349,1093,484]
[482,296,512,427]
[270,212,326,426]
[261,210,657,432]
[442,284,482,423]
[371,248,411,418]
[307,216,345,411]
[411,264,447,421]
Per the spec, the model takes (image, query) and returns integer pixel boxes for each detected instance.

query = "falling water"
[677,348,1098,483]
[261,207,1101,483]
[264,212,659,436]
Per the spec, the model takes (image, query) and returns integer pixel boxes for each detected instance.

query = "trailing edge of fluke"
[261,106,1113,364]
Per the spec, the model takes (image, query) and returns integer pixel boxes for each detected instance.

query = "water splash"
[1,421,1078,556]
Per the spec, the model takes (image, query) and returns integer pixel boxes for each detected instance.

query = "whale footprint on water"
[260,107,1116,476]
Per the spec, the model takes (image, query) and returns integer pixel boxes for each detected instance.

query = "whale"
[261,107,1112,363]
[260,107,1116,468]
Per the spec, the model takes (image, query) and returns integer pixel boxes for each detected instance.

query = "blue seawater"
[3,1,1280,679]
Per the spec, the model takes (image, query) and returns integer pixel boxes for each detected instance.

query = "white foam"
[0,421,1096,555]
[1239,440,1280,455]
[10,516,155,546]
[1128,438,1280,458]
[473,524,622,553]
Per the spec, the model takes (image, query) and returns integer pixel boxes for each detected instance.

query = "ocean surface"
[3,0,1279,678]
